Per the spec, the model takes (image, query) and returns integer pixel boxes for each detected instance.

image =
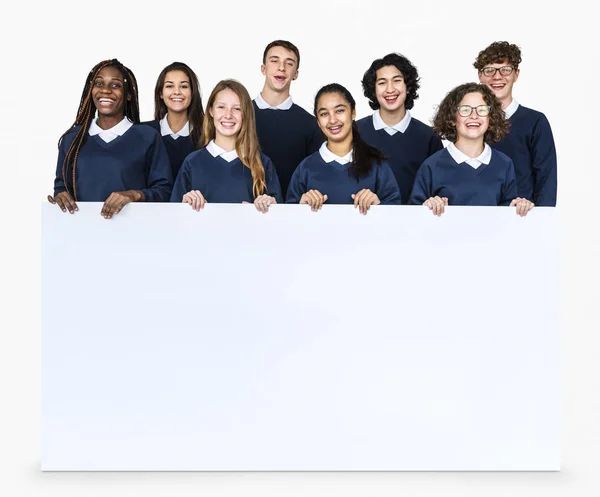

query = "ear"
[352,108,356,120]
[292,70,299,81]
[513,68,520,83]
[477,71,484,84]
[127,94,131,101]
[260,64,266,77]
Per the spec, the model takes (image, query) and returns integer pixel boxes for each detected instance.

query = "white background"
[1,0,598,495]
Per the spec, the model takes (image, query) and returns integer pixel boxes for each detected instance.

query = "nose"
[385,81,394,93]
[492,69,503,79]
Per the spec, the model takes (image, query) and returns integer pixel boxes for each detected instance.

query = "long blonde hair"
[202,79,266,198]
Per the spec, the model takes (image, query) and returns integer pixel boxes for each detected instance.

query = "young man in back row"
[253,40,323,199]
[357,53,443,204]
[475,41,557,206]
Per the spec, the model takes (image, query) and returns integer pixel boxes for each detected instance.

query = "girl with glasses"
[409,83,533,216]
[170,79,282,212]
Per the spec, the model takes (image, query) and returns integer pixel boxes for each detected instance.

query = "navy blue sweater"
[253,102,324,199]
[170,148,282,203]
[492,105,557,206]
[286,151,401,205]
[141,120,196,180]
[53,124,173,202]
[356,115,443,204]
[409,148,517,206]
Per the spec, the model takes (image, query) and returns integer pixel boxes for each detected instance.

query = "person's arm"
[285,161,308,204]
[263,155,283,203]
[374,160,402,205]
[48,133,78,213]
[140,132,174,203]
[500,159,518,206]
[170,158,193,202]
[408,161,433,205]
[530,114,557,206]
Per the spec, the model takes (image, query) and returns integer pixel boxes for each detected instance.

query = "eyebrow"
[95,76,123,82]
[376,75,402,82]
[269,56,297,64]
[317,104,347,113]
[164,79,190,84]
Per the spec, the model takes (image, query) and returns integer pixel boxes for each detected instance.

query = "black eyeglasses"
[456,105,491,117]
[481,66,515,77]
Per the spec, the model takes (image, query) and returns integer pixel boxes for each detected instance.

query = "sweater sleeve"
[140,132,173,202]
[263,155,283,203]
[53,136,69,196]
[170,158,193,202]
[375,160,402,205]
[285,160,308,204]
[408,161,433,205]
[530,113,557,206]
[500,158,518,206]
[53,131,78,196]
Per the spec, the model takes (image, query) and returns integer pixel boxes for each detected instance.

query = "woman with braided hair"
[48,59,173,219]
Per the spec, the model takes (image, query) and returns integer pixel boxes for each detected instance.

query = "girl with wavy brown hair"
[409,83,534,217]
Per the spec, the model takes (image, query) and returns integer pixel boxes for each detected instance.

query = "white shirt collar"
[206,140,239,162]
[254,93,293,110]
[447,142,492,169]
[88,117,133,143]
[159,115,190,139]
[318,142,353,165]
[503,98,520,119]
[372,109,411,135]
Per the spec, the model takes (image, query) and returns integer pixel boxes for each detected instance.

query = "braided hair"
[58,59,140,200]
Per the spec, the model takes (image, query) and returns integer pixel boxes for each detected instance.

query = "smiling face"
[454,92,489,144]
[161,70,192,115]
[375,65,407,115]
[316,92,355,145]
[261,45,298,94]
[209,88,242,140]
[478,59,520,106]
[91,66,127,120]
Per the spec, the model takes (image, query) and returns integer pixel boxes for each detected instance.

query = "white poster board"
[41,203,559,471]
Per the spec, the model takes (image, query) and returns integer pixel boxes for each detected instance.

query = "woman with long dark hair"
[286,83,401,214]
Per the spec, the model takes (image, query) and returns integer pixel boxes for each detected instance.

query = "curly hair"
[361,53,420,111]
[432,83,509,144]
[473,41,522,71]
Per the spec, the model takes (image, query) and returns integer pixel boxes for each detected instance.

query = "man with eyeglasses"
[475,41,557,206]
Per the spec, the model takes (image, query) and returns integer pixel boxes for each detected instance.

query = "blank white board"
[41,203,559,471]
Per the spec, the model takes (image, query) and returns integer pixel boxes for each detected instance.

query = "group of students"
[48,40,557,219]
